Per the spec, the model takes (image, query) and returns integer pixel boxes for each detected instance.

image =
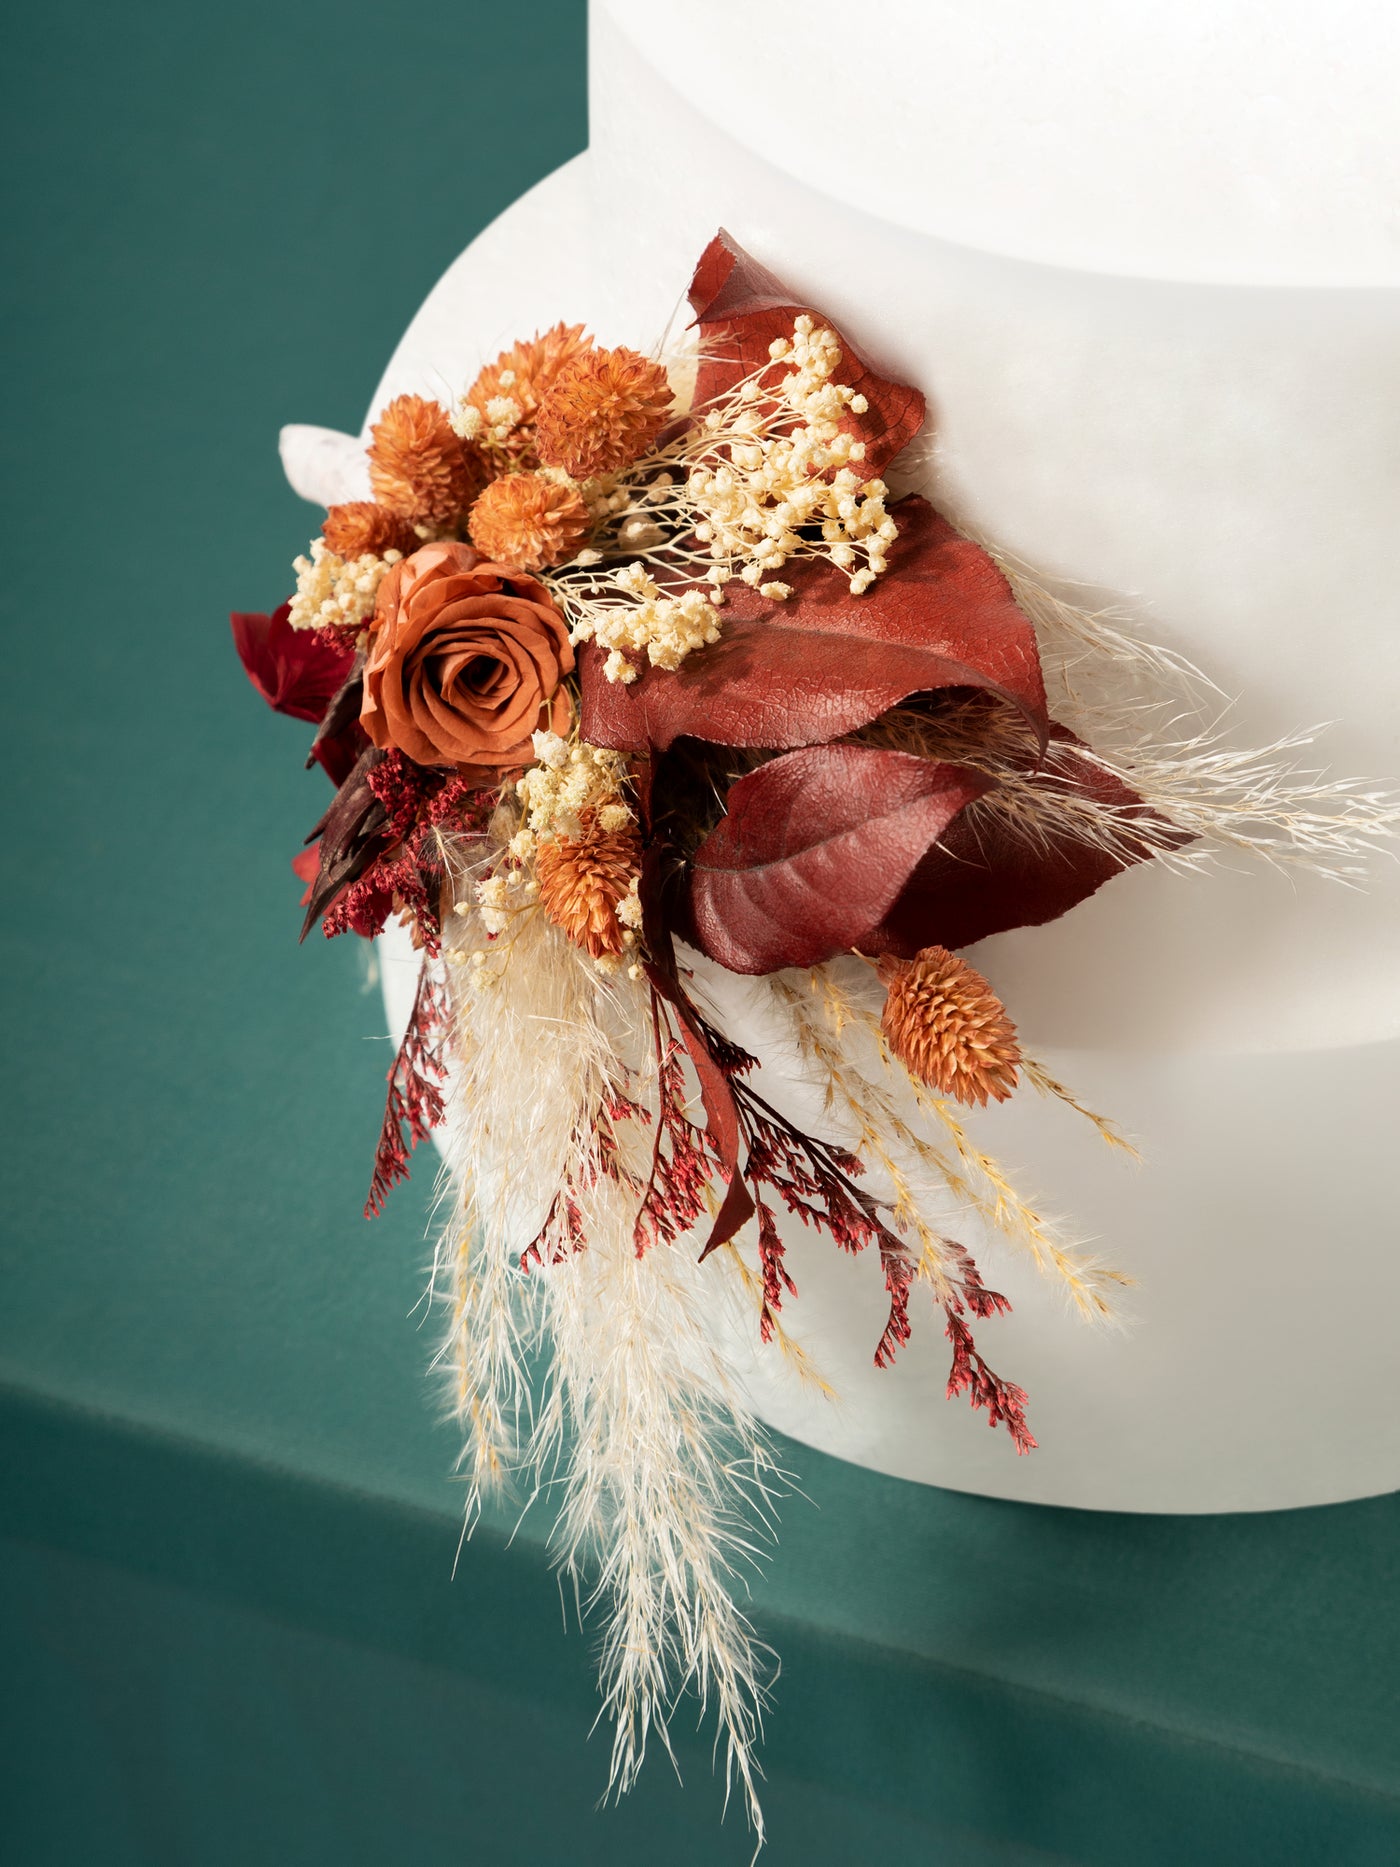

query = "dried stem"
[776,967,1132,1324]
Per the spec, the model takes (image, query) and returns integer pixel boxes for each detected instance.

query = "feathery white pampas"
[431,882,778,1849]
[532,1170,781,1844]
[988,550,1400,884]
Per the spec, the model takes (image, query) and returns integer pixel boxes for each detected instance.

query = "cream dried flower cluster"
[450,387,522,449]
[688,315,898,598]
[569,564,723,685]
[513,732,635,851]
[458,733,645,982]
[287,536,403,635]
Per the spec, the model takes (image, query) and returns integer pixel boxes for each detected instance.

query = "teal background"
[1,3,1396,1862]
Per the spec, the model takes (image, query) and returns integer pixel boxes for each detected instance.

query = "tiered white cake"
[286,0,1400,1512]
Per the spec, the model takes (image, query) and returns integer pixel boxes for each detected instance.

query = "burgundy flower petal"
[231,603,355,724]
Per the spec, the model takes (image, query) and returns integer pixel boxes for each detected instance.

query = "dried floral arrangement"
[233,231,1396,1849]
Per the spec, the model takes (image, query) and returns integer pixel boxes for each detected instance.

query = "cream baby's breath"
[287,536,401,634]
[569,565,723,684]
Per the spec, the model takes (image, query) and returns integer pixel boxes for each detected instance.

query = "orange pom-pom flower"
[321,501,418,559]
[367,394,481,527]
[880,945,1022,1107]
[467,471,591,572]
[536,812,641,959]
[463,323,595,460]
[535,345,673,479]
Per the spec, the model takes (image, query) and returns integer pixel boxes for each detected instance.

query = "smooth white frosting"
[603,0,1400,287]
[290,5,1400,1509]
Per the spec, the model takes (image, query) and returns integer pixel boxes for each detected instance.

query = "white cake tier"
[600,1,1400,287]
[287,15,1400,1509]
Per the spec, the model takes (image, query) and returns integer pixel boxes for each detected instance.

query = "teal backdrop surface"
[1,3,1397,1862]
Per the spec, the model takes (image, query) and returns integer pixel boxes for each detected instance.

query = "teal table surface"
[2,5,1397,1864]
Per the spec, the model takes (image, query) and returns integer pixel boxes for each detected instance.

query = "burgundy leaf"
[868,725,1172,957]
[685,744,993,974]
[307,649,369,786]
[688,229,925,477]
[581,495,1048,757]
[664,983,756,1255]
[299,746,390,939]
[231,603,355,724]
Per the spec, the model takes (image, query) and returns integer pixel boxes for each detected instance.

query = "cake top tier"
[599,0,1400,287]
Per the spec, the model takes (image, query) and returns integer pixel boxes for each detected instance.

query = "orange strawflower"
[367,394,482,527]
[321,501,418,560]
[536,812,641,960]
[463,323,595,461]
[880,945,1021,1107]
[535,346,673,479]
[467,471,591,572]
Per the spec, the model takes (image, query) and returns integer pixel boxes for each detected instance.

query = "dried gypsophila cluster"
[287,536,403,634]
[688,317,898,595]
[514,731,635,847]
[465,733,647,979]
[543,316,902,685]
[569,563,723,685]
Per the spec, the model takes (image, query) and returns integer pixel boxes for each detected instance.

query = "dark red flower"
[230,603,355,724]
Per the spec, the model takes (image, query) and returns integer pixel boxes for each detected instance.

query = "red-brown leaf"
[299,746,390,940]
[581,495,1048,757]
[306,650,369,786]
[688,229,925,477]
[868,725,1170,956]
[684,744,993,974]
[231,603,355,724]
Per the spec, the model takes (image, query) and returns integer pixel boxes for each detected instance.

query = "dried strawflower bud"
[322,501,418,560]
[468,470,591,572]
[367,394,481,526]
[535,346,673,478]
[536,812,642,959]
[462,323,595,459]
[880,945,1021,1107]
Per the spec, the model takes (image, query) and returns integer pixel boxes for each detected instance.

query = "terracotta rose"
[361,541,574,769]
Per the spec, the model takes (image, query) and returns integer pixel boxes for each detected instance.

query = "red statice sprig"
[633,996,731,1255]
[366,964,450,1218]
[308,748,497,949]
[522,1186,587,1271]
[733,1069,914,1366]
[937,1234,1036,1454]
[676,1001,1026,1438]
[677,1005,911,1365]
[751,1204,797,1346]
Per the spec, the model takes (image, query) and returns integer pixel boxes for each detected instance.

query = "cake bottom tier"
[380,921,1399,1514]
